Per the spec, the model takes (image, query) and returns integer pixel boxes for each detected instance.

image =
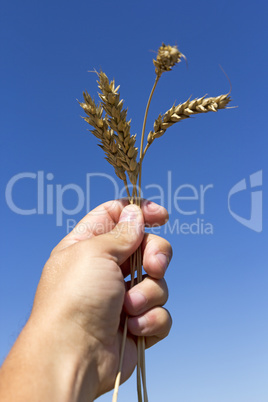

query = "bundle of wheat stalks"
[80,43,231,401]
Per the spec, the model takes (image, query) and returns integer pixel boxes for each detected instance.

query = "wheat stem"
[138,75,160,198]
[136,244,148,402]
[137,346,142,402]
[112,315,129,402]
[141,143,150,161]
[124,179,131,199]
[141,337,148,402]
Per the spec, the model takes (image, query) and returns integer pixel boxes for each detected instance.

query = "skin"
[0,199,173,401]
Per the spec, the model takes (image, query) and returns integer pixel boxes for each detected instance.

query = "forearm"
[0,316,99,402]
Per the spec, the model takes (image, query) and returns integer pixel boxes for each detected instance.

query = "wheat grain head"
[97,71,139,185]
[79,92,127,181]
[147,93,231,146]
[153,43,185,76]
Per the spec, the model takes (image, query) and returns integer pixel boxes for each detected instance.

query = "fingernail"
[156,253,169,272]
[119,204,141,223]
[136,315,147,331]
[145,201,159,212]
[128,291,147,311]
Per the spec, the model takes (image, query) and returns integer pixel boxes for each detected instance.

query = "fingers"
[124,277,168,316]
[124,276,172,348]
[120,233,173,279]
[77,204,144,267]
[52,199,168,254]
[142,233,173,279]
[141,200,168,227]
[87,205,172,269]
[128,307,172,348]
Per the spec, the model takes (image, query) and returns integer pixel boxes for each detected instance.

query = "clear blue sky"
[1,1,267,401]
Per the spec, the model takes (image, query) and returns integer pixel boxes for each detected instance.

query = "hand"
[0,200,172,402]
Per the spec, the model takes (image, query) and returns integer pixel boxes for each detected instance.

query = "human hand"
[0,200,172,402]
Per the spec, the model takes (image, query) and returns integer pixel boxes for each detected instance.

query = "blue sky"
[1,1,267,401]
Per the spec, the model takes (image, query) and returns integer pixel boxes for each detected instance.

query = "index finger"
[52,199,168,254]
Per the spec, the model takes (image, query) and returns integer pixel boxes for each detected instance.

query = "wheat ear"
[143,94,231,157]
[97,71,139,187]
[79,93,132,195]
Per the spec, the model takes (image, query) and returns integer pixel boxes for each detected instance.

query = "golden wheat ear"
[97,71,139,186]
[153,43,185,76]
[143,93,231,156]
[79,92,129,185]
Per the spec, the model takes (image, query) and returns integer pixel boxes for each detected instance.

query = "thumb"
[93,204,144,266]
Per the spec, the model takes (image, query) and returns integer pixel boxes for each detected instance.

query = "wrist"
[28,314,100,401]
[0,314,100,402]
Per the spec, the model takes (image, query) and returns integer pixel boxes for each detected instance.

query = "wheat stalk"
[80,42,232,402]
